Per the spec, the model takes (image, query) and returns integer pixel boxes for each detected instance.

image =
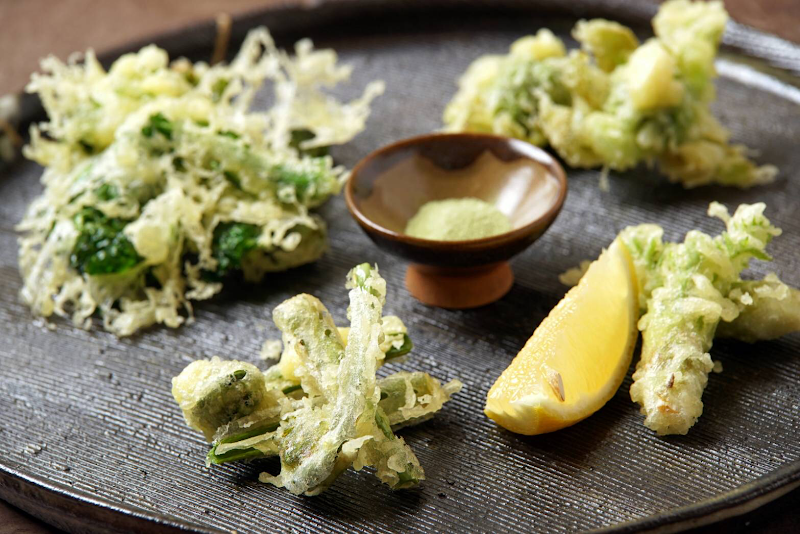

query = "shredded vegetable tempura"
[444,0,776,187]
[17,28,384,336]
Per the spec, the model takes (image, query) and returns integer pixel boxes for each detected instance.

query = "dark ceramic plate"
[1,1,799,532]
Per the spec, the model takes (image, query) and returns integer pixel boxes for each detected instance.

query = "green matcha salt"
[404,198,512,241]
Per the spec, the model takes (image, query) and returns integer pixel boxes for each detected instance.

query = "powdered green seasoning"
[405,198,512,241]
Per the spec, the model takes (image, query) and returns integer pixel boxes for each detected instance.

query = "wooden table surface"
[0,1,799,532]
[2,0,800,97]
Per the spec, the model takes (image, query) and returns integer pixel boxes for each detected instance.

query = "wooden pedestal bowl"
[345,133,567,309]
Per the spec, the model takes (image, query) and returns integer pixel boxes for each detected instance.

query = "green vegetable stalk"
[620,202,783,435]
[207,372,461,466]
[172,263,462,495]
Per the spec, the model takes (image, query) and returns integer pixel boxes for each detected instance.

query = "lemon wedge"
[485,238,639,435]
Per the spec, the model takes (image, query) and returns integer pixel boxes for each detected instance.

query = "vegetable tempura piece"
[272,293,347,398]
[561,245,799,347]
[172,357,276,440]
[340,315,414,362]
[332,264,426,490]
[378,371,463,430]
[208,411,284,464]
[172,263,462,495]
[717,275,800,343]
[266,291,370,494]
[206,373,460,466]
[560,203,797,435]
[264,314,413,393]
[18,28,383,336]
[443,0,776,188]
[621,203,783,435]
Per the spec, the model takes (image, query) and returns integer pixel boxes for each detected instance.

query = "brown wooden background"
[0,1,799,532]
[1,0,800,97]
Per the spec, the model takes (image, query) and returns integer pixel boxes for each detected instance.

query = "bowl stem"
[405,262,513,309]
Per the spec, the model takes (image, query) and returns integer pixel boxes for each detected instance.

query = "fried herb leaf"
[70,208,142,275]
[212,222,261,275]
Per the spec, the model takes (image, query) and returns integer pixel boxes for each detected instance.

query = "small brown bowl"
[344,132,567,309]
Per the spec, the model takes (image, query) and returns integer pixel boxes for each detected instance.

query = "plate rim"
[0,462,220,533]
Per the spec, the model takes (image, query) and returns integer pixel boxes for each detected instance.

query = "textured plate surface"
[1,1,799,532]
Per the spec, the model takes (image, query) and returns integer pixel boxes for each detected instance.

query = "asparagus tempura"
[620,203,791,435]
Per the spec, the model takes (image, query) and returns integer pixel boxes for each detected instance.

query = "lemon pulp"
[485,238,638,435]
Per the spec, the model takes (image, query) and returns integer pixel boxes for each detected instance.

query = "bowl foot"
[405,262,513,309]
